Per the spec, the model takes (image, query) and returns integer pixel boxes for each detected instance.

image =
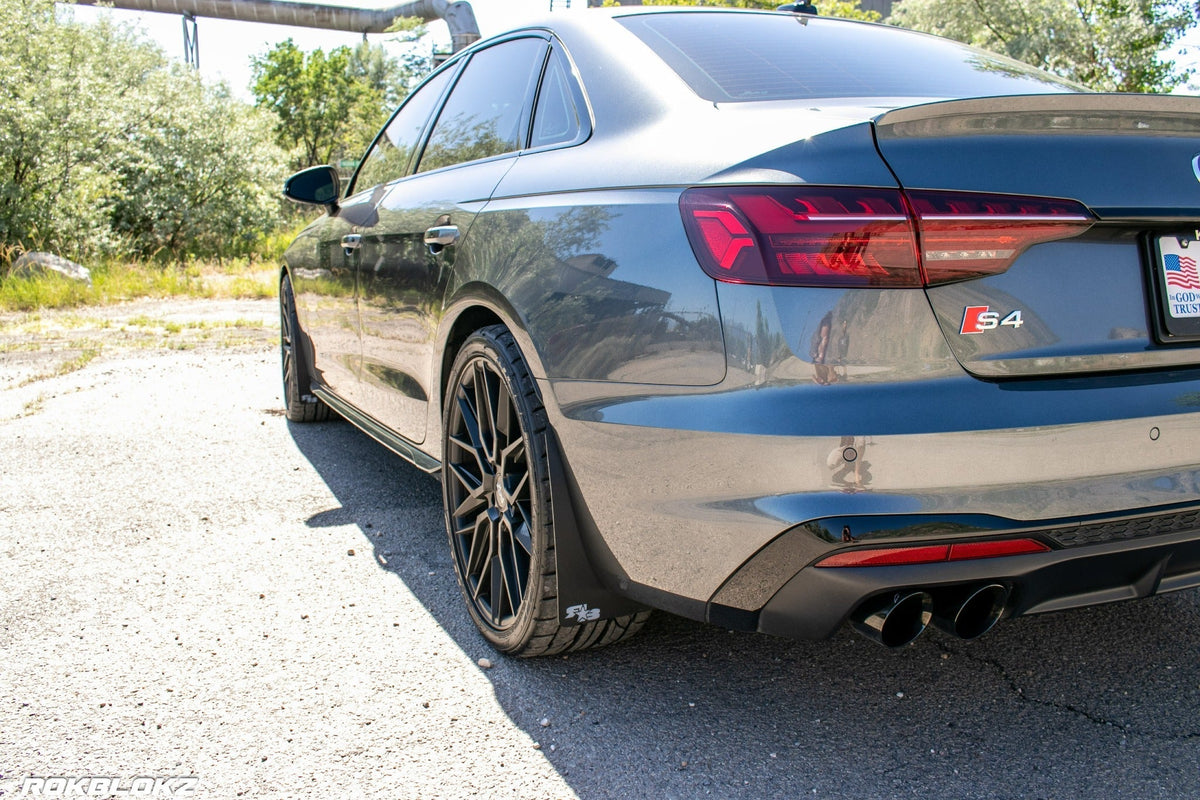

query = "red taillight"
[680,187,1093,288]
[691,209,756,270]
[816,537,1050,568]
[681,187,921,287]
[909,191,1094,285]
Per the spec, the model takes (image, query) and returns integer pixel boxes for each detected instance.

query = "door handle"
[341,234,362,255]
[424,225,459,254]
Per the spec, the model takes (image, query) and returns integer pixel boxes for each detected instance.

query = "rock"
[10,252,92,286]
[476,658,492,669]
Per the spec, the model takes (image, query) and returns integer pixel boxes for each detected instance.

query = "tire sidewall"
[280,275,301,407]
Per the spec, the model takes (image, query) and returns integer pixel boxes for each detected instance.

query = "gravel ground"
[2,298,1200,800]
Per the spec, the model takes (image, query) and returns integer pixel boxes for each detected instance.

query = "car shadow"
[288,418,1200,800]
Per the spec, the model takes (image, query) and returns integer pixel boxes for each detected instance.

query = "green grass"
[0,259,278,312]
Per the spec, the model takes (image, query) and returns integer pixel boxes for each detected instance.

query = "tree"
[0,0,166,258]
[0,0,287,264]
[108,81,287,260]
[251,39,417,171]
[886,0,1197,92]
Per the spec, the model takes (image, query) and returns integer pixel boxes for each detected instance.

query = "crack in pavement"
[933,638,1200,742]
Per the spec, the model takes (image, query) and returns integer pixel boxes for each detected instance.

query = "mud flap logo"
[565,604,601,622]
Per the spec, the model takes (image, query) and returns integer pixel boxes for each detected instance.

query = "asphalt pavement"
[1,302,1198,799]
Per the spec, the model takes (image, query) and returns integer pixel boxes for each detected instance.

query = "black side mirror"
[283,166,341,211]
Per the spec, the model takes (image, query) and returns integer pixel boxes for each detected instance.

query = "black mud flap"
[546,429,649,626]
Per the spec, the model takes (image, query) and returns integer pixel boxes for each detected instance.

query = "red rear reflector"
[680,187,1093,288]
[948,539,1051,560]
[817,538,1050,568]
[818,545,950,567]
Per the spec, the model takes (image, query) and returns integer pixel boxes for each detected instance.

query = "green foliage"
[252,39,422,171]
[385,15,429,42]
[886,0,1197,92]
[636,0,881,21]
[0,0,159,259]
[0,0,289,264]
[108,80,286,260]
[820,0,881,20]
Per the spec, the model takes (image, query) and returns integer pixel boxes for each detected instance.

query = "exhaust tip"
[933,583,1009,640]
[851,591,933,648]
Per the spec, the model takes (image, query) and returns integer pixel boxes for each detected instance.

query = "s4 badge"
[960,305,1024,334]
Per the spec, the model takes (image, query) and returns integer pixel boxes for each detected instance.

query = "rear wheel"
[442,325,649,656]
[280,274,330,423]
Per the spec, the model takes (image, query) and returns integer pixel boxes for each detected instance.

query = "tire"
[442,325,650,656]
[280,274,330,423]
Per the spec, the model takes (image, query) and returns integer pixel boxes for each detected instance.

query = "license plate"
[1149,232,1200,342]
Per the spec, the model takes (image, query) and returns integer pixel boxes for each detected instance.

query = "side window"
[418,38,546,174]
[531,47,584,149]
[351,66,456,193]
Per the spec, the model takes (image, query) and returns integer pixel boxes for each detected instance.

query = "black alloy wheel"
[443,327,544,647]
[442,326,652,656]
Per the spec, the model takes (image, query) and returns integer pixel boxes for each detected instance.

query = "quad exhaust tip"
[931,583,1009,641]
[851,591,933,649]
[851,583,1010,648]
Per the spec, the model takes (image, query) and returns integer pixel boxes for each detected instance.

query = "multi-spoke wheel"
[442,326,651,656]
[280,274,329,423]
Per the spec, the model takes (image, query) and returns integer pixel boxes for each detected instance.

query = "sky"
[66,0,581,99]
[1175,27,1200,94]
[67,0,1200,98]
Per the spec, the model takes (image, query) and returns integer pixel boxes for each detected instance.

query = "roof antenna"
[777,2,819,13]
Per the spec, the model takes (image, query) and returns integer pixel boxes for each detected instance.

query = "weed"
[21,394,46,416]
[17,347,102,388]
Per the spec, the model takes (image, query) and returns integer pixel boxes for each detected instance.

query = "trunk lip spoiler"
[874,92,1200,131]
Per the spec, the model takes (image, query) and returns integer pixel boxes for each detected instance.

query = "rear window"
[616,12,1081,103]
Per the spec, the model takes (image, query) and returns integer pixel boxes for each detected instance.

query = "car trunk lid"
[874,94,1200,378]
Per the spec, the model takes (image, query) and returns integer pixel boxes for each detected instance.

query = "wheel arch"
[437,282,551,415]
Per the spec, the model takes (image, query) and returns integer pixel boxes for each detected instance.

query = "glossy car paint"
[283,8,1200,642]
[875,95,1200,377]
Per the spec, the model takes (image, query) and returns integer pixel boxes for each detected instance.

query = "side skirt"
[312,387,441,474]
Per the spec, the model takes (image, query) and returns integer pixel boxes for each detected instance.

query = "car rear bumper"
[750,509,1200,641]
[543,374,1200,640]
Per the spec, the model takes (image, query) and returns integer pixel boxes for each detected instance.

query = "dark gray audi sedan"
[279,7,1200,654]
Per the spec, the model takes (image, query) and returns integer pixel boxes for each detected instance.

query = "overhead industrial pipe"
[67,0,481,52]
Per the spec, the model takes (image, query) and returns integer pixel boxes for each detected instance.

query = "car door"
[306,63,458,414]
[288,198,362,405]
[354,35,549,444]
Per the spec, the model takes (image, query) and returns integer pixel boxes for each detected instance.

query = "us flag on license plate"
[1164,253,1200,290]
